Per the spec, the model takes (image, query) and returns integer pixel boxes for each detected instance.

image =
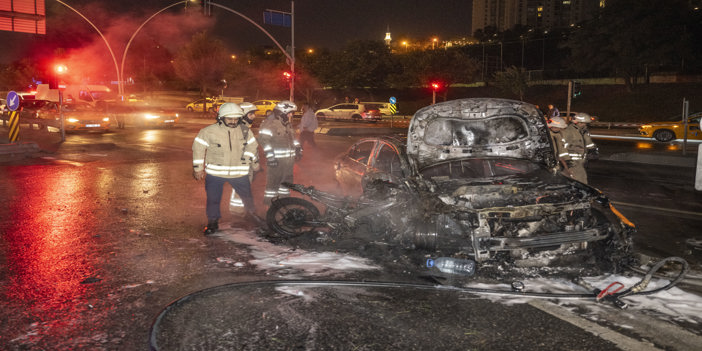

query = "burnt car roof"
[406,98,556,170]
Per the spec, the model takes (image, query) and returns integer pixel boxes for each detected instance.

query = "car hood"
[406,98,556,170]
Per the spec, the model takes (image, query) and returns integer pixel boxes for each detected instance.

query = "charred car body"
[267,98,635,271]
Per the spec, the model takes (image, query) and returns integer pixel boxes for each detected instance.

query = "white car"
[315,103,381,122]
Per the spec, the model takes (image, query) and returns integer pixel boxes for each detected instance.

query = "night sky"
[1,0,473,64]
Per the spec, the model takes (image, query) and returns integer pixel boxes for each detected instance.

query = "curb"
[0,141,40,161]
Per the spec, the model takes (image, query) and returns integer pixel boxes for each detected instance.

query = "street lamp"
[432,37,438,50]
[402,41,408,52]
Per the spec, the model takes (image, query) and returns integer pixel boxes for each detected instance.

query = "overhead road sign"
[263,9,291,27]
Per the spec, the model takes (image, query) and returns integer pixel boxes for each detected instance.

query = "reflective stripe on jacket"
[258,116,299,160]
[192,122,259,178]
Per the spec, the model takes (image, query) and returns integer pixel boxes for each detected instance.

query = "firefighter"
[572,112,599,164]
[547,116,574,180]
[228,102,260,213]
[258,100,301,205]
[561,116,589,184]
[192,103,261,235]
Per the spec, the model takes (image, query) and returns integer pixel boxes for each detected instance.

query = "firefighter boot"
[203,220,219,235]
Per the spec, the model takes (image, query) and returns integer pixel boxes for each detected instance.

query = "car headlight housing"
[67,118,79,123]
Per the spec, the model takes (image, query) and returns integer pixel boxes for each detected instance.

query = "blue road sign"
[263,10,291,27]
[389,96,396,104]
[7,91,20,111]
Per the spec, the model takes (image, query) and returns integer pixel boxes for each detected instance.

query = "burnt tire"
[653,129,675,142]
[266,197,321,238]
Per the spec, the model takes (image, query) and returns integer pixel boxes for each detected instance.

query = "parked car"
[638,112,702,142]
[108,104,179,129]
[333,98,635,270]
[362,102,394,116]
[252,100,280,117]
[315,103,381,122]
[185,98,224,112]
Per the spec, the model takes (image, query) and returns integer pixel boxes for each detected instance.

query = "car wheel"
[187,107,194,112]
[266,197,321,238]
[653,129,675,142]
[352,114,362,121]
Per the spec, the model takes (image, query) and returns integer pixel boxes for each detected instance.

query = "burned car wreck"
[266,98,635,273]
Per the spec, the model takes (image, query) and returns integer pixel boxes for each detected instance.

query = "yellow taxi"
[185,98,225,112]
[252,100,279,116]
[639,112,702,142]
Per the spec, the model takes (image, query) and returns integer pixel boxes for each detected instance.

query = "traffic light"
[572,81,582,98]
[283,71,292,80]
[431,82,441,91]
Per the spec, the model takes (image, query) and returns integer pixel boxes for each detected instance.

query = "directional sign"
[389,96,397,104]
[7,91,20,111]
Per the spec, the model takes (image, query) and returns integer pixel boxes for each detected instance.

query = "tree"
[324,40,395,89]
[397,48,480,101]
[493,66,529,101]
[563,0,693,92]
[172,31,228,99]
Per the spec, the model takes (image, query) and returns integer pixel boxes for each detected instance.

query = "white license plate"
[86,124,101,127]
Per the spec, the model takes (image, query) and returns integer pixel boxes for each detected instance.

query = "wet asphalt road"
[1,119,701,350]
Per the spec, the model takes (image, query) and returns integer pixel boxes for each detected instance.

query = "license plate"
[164,120,175,123]
[86,124,101,127]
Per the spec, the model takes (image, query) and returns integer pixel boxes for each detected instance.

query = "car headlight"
[144,114,159,119]
[640,124,651,129]
[103,117,110,122]
[67,118,79,123]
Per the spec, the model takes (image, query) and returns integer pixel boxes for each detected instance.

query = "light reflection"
[141,130,159,143]
[5,166,97,312]
[666,144,680,151]
[635,142,653,149]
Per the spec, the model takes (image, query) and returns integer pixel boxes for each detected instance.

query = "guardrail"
[0,115,61,130]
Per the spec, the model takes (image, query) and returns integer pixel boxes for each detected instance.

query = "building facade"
[472,0,603,35]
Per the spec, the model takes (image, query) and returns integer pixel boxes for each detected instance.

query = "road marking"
[612,201,702,217]
[528,300,663,351]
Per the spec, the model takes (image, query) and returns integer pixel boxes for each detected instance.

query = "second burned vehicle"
[266,98,636,272]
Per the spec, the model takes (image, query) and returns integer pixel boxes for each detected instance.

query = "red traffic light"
[431,82,441,91]
[283,71,292,80]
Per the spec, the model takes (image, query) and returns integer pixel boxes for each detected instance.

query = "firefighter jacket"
[562,124,587,161]
[574,123,596,150]
[192,122,259,178]
[258,115,300,161]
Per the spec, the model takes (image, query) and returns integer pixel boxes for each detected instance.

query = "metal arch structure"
[120,1,189,99]
[208,1,295,101]
[54,0,122,96]
[122,0,295,101]
[55,0,295,101]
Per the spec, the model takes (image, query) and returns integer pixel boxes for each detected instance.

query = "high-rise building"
[472,0,602,35]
